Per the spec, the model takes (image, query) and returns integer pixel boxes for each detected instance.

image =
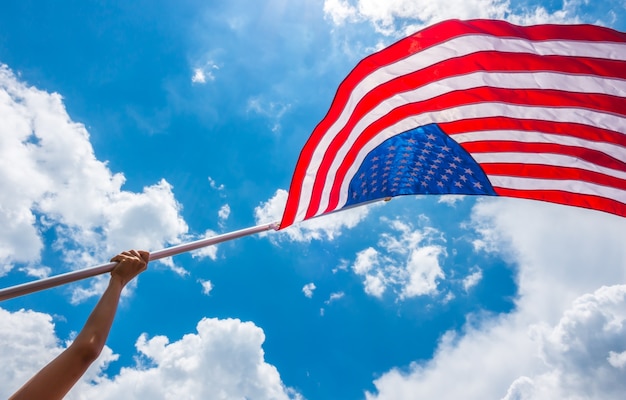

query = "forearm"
[72,276,124,360]
[9,277,125,400]
[10,250,148,400]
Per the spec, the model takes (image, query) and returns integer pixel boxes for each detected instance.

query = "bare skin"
[10,250,149,400]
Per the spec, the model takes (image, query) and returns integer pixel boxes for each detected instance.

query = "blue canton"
[345,124,496,207]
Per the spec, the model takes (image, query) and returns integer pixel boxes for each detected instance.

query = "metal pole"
[0,222,279,302]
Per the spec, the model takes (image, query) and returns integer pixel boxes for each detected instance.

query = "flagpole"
[0,221,279,302]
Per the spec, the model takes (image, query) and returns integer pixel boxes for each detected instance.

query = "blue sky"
[1,1,626,399]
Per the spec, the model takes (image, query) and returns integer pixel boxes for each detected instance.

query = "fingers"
[110,250,150,265]
[109,249,150,287]
[138,250,150,263]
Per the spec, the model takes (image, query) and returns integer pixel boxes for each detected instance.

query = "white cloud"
[325,291,345,304]
[76,317,300,400]
[0,65,188,298]
[191,229,219,261]
[302,282,316,298]
[365,199,626,400]
[246,96,291,133]
[191,62,218,84]
[351,218,446,300]
[353,247,379,275]
[0,307,117,399]
[323,0,509,35]
[510,285,626,399]
[207,176,225,191]
[0,308,62,398]
[332,258,350,273]
[218,204,231,223]
[19,264,52,279]
[323,0,585,36]
[0,309,300,400]
[191,68,207,83]
[462,268,482,292]
[352,247,385,297]
[254,189,374,242]
[199,279,214,295]
[323,0,359,25]
[608,351,626,369]
[438,195,465,206]
[442,291,455,304]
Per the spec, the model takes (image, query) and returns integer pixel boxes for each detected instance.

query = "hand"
[110,250,149,287]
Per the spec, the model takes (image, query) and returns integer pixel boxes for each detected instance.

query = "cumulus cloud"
[0,307,117,399]
[607,351,626,368]
[323,0,359,25]
[191,68,208,84]
[0,309,300,400]
[218,204,231,227]
[503,285,626,399]
[322,0,585,36]
[191,61,219,84]
[437,195,465,206]
[254,189,374,242]
[0,308,64,398]
[323,0,509,35]
[191,229,219,261]
[199,279,214,295]
[325,291,345,304]
[608,351,626,369]
[462,267,482,292]
[75,317,300,400]
[350,218,446,300]
[0,65,188,297]
[365,199,626,400]
[302,282,316,298]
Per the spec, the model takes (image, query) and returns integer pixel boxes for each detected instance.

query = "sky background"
[1,1,626,399]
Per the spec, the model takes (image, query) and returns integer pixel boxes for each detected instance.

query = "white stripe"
[472,152,626,181]
[488,175,626,203]
[331,105,626,212]
[452,130,626,163]
[314,71,626,214]
[294,34,626,223]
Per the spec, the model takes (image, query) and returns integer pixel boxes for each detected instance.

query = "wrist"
[109,274,126,291]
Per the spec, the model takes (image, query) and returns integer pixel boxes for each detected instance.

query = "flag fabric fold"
[280,19,626,229]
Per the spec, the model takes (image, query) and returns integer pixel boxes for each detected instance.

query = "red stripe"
[481,163,626,190]
[441,118,626,148]
[493,187,626,217]
[334,54,625,139]
[280,20,626,228]
[318,88,626,216]
[464,141,626,172]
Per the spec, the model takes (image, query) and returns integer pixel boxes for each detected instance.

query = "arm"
[10,250,149,400]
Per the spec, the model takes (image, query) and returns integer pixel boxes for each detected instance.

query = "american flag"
[280,19,626,229]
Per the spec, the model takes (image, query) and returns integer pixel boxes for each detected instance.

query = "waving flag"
[279,19,626,229]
